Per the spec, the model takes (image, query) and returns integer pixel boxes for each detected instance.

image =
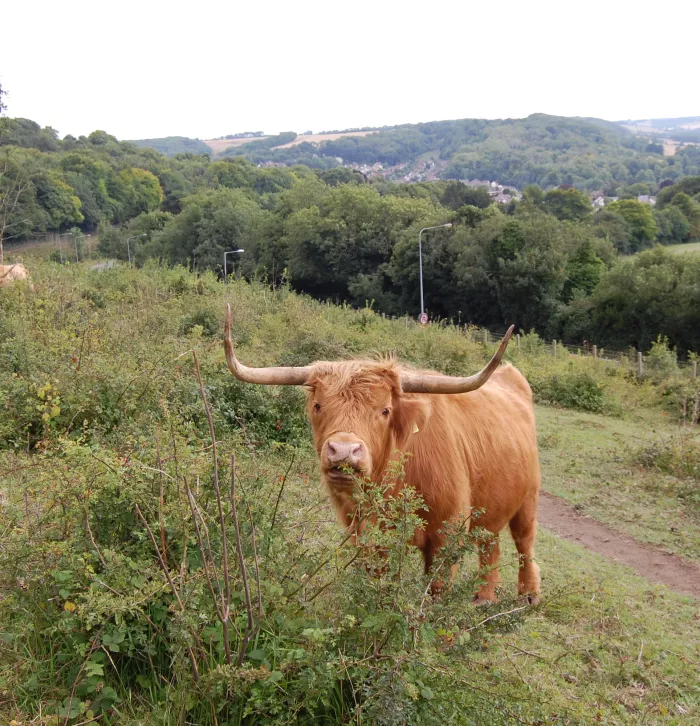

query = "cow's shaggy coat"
[304,359,541,604]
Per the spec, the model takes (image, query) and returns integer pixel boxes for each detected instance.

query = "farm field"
[0,259,699,724]
[203,130,376,156]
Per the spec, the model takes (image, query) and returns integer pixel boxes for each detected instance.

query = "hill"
[128,135,214,156]
[1,260,699,723]
[618,115,700,131]
[125,113,700,188]
[618,116,700,148]
[202,130,378,156]
[218,113,700,189]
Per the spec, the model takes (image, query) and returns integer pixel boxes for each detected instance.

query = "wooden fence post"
[516,333,521,351]
[592,345,597,360]
[483,329,489,344]
[693,361,698,379]
[552,340,557,359]
[637,352,643,378]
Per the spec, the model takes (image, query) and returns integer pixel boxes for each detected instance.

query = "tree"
[563,240,605,300]
[606,199,658,251]
[440,182,492,211]
[669,193,700,239]
[543,188,592,221]
[592,209,633,253]
[588,247,700,352]
[654,205,691,244]
[146,188,270,271]
[117,168,164,219]
[33,172,84,229]
[522,184,544,206]
[317,167,366,187]
[280,184,439,301]
[656,176,700,207]
[0,154,33,263]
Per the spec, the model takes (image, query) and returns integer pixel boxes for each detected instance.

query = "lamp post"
[223,249,245,280]
[418,223,452,322]
[126,234,147,265]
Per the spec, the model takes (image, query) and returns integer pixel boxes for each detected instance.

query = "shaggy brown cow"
[224,305,541,604]
[0,263,29,287]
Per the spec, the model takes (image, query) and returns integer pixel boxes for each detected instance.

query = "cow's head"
[223,305,513,488]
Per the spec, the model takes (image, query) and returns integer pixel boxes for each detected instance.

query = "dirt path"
[539,492,700,599]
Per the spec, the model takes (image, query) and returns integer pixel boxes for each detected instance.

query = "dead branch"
[267,450,295,552]
[230,455,256,665]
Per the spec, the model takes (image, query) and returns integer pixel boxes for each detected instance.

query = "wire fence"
[373,311,699,380]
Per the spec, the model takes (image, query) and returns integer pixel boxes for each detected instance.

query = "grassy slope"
[1,259,699,723]
[664,241,700,254]
[537,407,700,560]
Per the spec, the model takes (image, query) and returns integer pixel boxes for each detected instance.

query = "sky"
[2,0,698,141]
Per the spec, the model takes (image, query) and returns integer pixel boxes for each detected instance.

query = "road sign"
[419,313,428,325]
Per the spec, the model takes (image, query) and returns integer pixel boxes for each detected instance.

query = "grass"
[537,407,700,561]
[664,241,700,254]
[2,440,699,724]
[0,257,699,724]
[458,530,700,723]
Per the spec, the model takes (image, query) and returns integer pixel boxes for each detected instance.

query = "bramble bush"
[0,370,528,725]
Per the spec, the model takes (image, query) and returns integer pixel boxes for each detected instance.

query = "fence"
[373,310,699,381]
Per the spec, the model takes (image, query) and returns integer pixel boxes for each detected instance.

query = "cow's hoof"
[519,593,541,606]
[472,595,495,607]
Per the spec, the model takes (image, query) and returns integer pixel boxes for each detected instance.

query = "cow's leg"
[422,536,460,595]
[473,534,501,605]
[508,491,541,605]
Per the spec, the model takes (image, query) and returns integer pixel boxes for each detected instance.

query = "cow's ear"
[392,395,432,449]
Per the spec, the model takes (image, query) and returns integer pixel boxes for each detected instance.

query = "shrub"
[0,418,525,725]
[645,335,679,380]
[633,434,700,513]
[532,370,607,413]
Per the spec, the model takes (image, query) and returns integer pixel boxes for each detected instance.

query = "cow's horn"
[224,304,312,385]
[400,325,515,394]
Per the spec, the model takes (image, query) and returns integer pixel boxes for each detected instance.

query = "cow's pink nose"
[326,441,364,465]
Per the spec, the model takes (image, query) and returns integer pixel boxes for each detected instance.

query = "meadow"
[0,259,699,725]
[664,241,700,255]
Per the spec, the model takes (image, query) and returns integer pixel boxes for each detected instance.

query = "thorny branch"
[230,455,257,665]
[134,504,201,681]
[193,350,234,664]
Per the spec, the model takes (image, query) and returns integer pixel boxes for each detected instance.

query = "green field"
[537,407,700,561]
[1,259,699,724]
[664,241,700,254]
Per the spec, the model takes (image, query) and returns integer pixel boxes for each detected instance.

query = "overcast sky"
[2,0,697,141]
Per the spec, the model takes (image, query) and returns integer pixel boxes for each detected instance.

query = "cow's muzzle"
[322,436,369,485]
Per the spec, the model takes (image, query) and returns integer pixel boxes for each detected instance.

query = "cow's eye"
[381,408,390,418]
[314,402,321,413]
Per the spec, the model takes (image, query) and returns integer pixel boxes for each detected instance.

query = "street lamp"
[223,249,245,280]
[126,234,147,265]
[418,223,452,322]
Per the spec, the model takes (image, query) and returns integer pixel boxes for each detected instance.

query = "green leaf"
[58,696,83,719]
[360,615,381,630]
[84,660,104,677]
[420,687,435,700]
